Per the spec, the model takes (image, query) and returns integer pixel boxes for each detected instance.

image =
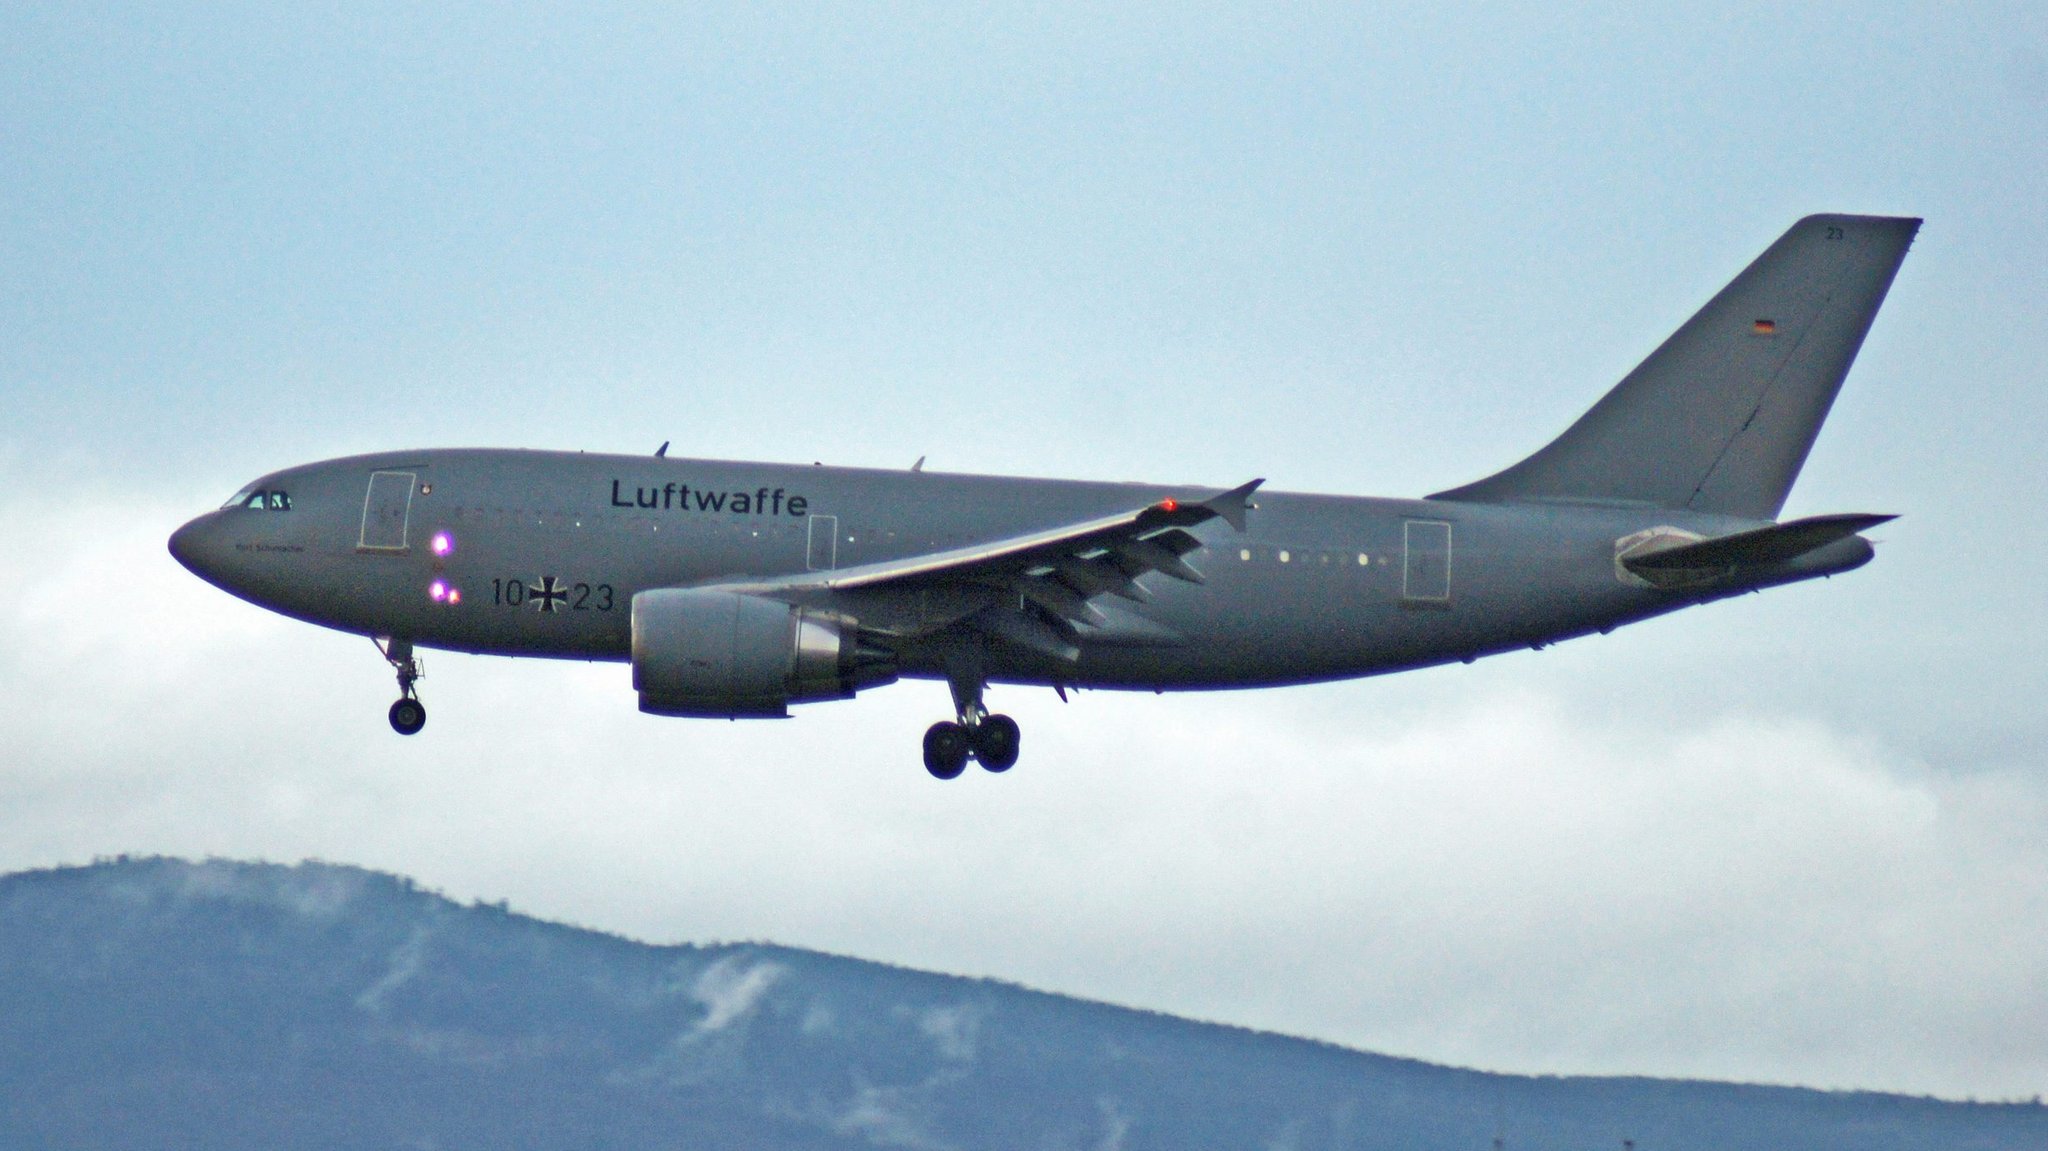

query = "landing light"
[430,531,454,556]
[429,581,448,601]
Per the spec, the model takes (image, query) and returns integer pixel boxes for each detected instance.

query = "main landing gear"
[923,675,1021,780]
[377,637,426,736]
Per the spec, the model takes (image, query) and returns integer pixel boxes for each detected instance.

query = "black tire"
[972,713,1021,773]
[922,722,971,780]
[388,698,427,736]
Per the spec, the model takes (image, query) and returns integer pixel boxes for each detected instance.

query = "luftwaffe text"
[609,479,809,517]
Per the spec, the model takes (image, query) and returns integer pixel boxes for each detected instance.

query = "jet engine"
[630,588,897,718]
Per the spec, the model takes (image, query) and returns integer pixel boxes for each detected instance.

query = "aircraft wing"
[714,479,1263,659]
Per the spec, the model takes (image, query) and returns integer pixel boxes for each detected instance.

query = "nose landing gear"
[922,672,1021,780]
[377,637,427,735]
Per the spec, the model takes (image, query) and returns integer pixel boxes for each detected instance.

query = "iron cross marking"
[530,576,570,613]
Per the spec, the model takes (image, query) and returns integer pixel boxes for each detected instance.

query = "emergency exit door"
[1402,519,1452,603]
[806,514,838,571]
[358,471,416,552]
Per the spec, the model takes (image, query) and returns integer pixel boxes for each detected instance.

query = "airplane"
[169,214,1918,779]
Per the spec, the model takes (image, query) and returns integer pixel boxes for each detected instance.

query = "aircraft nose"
[168,514,222,578]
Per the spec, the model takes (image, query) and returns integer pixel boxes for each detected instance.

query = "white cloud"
[357,927,431,1014]
[829,1084,953,1151]
[688,956,785,1035]
[1092,1097,1131,1151]
[916,1004,979,1063]
[1,488,2044,1100]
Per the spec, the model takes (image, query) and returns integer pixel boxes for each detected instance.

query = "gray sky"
[4,2,2046,1099]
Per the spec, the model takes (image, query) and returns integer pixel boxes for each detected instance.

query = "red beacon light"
[1158,498,1179,513]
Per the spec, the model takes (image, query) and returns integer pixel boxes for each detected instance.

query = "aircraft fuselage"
[170,448,1866,691]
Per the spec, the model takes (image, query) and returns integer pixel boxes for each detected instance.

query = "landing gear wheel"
[927,665,1025,779]
[923,722,971,780]
[388,697,426,735]
[971,714,1021,773]
[376,637,428,736]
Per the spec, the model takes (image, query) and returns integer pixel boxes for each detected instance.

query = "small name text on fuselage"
[609,479,810,517]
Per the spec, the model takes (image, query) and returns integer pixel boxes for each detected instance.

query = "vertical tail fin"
[1432,214,1920,519]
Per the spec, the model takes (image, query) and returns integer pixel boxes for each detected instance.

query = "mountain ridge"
[1,856,2039,1150]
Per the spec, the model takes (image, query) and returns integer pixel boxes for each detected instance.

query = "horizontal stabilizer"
[1623,513,1895,575]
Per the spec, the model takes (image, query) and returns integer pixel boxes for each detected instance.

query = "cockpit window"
[226,488,293,511]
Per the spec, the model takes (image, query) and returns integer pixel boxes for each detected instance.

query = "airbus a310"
[170,214,1917,779]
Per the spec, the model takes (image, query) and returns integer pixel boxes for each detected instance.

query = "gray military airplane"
[170,214,1917,779]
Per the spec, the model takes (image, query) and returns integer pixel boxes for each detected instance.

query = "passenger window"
[268,491,292,511]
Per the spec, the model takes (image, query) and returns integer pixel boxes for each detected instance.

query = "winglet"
[1202,479,1264,532]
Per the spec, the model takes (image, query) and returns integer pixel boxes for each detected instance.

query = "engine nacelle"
[630,589,897,718]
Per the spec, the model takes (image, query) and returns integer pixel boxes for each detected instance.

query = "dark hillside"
[0,858,2038,1150]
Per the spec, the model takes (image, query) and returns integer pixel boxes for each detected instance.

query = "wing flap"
[1019,579,1108,628]
[970,605,1082,663]
[1113,536,1205,585]
[1055,558,1151,603]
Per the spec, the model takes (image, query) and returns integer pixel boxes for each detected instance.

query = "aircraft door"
[806,514,838,571]
[358,471,417,553]
[1402,520,1452,603]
